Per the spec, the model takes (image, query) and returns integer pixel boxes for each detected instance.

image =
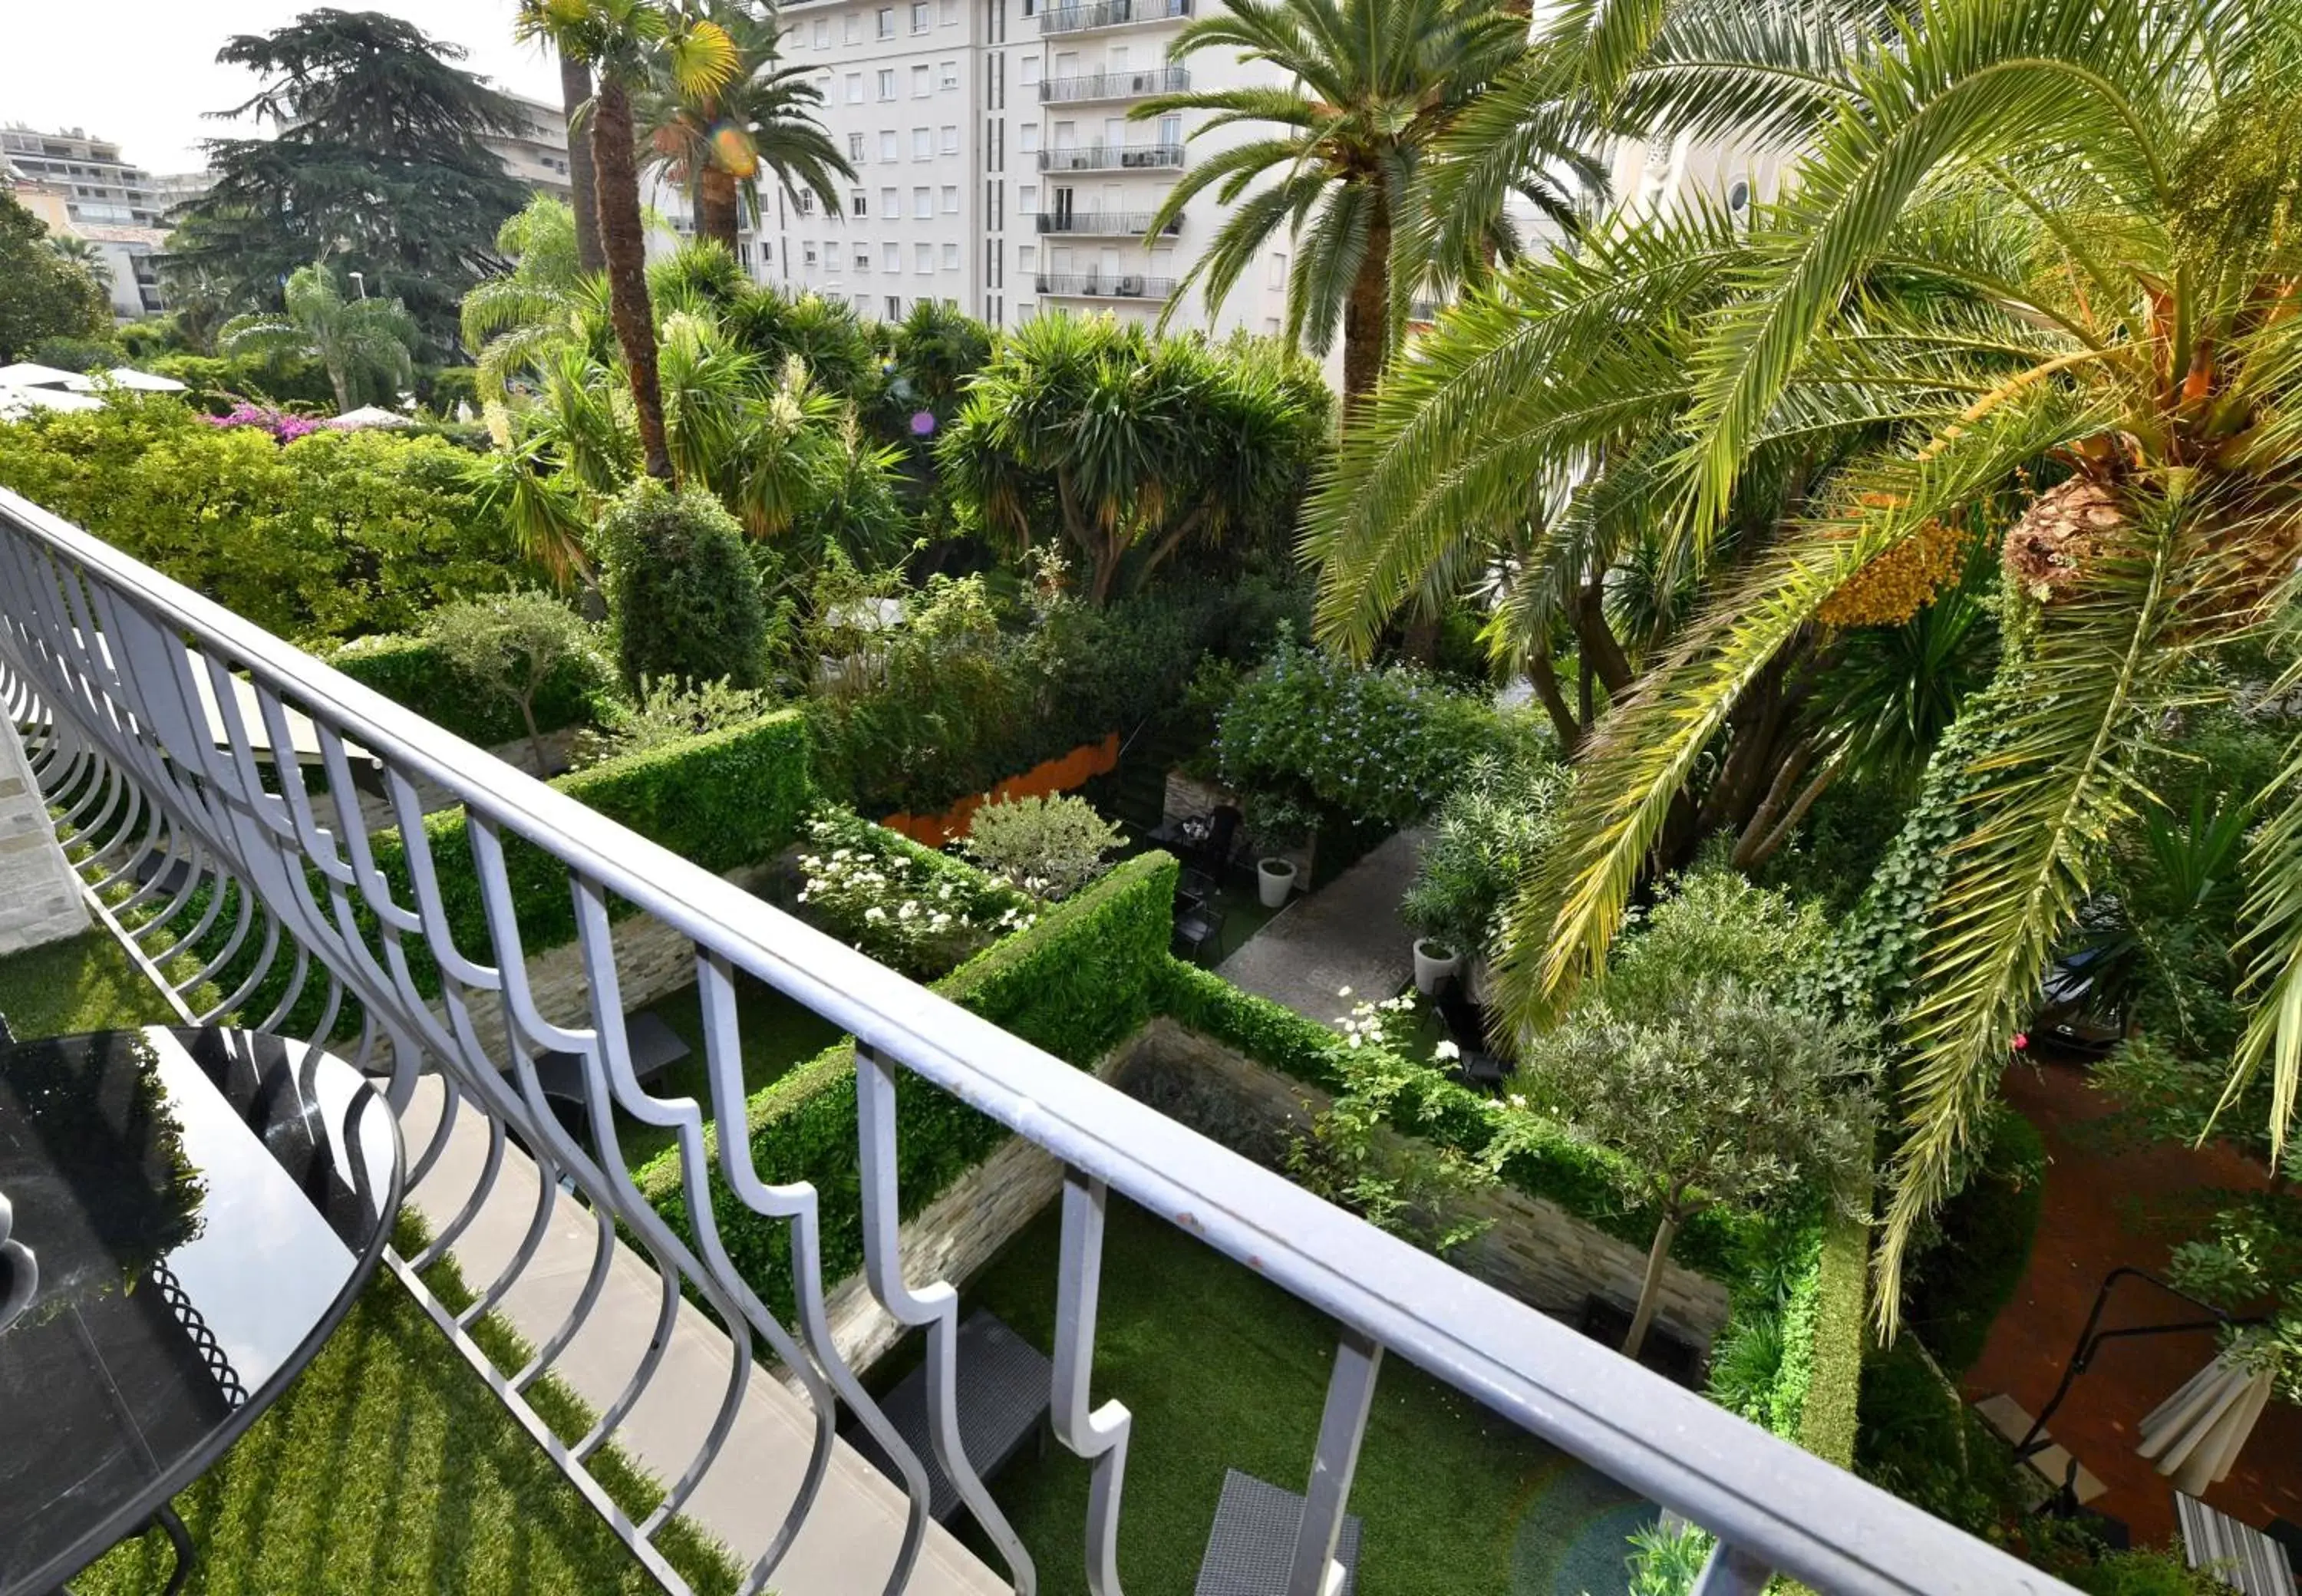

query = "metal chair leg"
[155,1504,195,1596]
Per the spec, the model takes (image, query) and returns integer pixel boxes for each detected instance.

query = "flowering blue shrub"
[1215,635,1529,835]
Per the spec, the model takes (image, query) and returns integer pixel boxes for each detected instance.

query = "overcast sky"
[0,1,566,174]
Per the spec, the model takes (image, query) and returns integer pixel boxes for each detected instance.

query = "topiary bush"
[599,479,770,693]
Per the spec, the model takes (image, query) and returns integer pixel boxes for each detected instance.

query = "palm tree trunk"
[590,76,673,481]
[698,165,743,252]
[1340,188,1392,409]
[559,50,605,275]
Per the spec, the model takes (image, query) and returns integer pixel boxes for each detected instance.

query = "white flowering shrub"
[959,793,1125,902]
[794,811,1036,979]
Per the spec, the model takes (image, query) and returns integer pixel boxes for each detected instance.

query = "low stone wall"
[0,717,88,955]
[1106,1018,1732,1347]
[822,1015,1728,1383]
[369,860,777,1072]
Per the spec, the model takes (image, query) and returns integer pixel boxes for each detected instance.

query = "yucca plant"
[1308,0,2302,1320]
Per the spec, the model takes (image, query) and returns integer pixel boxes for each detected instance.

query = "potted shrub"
[1247,795,1314,909]
[1400,753,1574,994]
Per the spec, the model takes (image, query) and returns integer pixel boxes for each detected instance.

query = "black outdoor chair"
[1431,975,1508,1090]
[1174,896,1227,965]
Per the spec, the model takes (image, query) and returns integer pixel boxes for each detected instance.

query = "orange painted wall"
[879,733,1122,849]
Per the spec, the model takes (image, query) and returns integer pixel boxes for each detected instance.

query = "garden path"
[1215,828,1425,1030]
[1965,1055,2302,1548]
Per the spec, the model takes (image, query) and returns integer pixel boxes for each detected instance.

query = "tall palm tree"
[640,0,852,252]
[1307,0,2302,1319]
[462,195,615,407]
[516,0,737,480]
[220,262,420,412]
[1133,0,1547,404]
[557,45,606,273]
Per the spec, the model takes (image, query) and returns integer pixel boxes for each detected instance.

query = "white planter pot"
[1413,938,1462,995]
[1256,857,1297,909]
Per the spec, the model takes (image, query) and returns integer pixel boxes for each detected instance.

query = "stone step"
[1974,1393,2109,1505]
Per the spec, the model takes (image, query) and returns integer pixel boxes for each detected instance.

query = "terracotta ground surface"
[1962,1054,2302,1548]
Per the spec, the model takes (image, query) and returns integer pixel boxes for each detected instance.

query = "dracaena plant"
[1308,0,2302,1322]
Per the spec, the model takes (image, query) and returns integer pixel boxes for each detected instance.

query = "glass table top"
[0,1027,401,1595]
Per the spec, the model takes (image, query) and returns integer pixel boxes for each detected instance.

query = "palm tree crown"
[1308,0,2302,1320]
[1136,0,1544,402]
[221,262,420,413]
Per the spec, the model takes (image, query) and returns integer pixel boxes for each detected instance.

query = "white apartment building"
[773,0,1293,336]
[486,94,579,203]
[1,124,170,318]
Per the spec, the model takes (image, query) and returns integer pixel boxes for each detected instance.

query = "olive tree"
[426,591,595,774]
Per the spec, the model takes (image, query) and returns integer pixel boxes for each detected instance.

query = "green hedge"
[1147,958,1754,1276]
[331,631,611,748]
[1796,1205,1872,1466]
[1905,1107,2046,1374]
[368,711,813,967]
[634,850,1179,1319]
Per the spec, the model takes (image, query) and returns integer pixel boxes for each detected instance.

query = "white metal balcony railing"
[1039,0,1191,34]
[0,483,2076,1596]
[1038,64,1188,103]
[1037,140,1186,173]
[1034,210,1180,237]
[1034,271,1178,299]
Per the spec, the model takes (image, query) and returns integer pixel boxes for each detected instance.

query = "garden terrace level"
[0,483,2074,1596]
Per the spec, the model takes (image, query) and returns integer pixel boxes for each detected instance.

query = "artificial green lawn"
[613,969,844,1168]
[948,1194,1654,1596]
[0,930,739,1596]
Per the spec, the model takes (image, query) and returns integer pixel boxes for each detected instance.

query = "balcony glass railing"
[1037,140,1186,172]
[1038,64,1188,102]
[1034,270,1178,298]
[0,483,2079,1596]
[1040,0,1190,32]
[1034,210,1181,236]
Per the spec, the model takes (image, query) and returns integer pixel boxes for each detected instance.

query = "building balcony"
[1035,270,1178,299]
[0,480,2077,1596]
[1038,64,1188,103]
[1039,0,1190,34]
[1037,140,1186,172]
[1034,210,1181,237]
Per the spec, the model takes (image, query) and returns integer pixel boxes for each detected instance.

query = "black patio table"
[0,1025,404,1596]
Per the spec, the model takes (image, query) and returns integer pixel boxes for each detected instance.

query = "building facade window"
[943,0,959,19]
[942,242,960,269]
[913,127,933,159]
[878,68,897,99]
[911,0,931,29]
[916,242,935,272]
[803,241,819,265]
[887,295,904,318]
[847,130,866,160]
[940,60,960,89]
[879,130,900,160]
[942,183,960,212]
[1018,123,1039,152]
[940,125,959,153]
[796,190,817,215]
[855,244,872,272]
[846,72,864,103]
[883,241,902,270]
[1268,252,1288,289]
[913,185,932,216]
[877,6,895,35]
[1021,56,1041,84]
[845,12,861,41]
[813,18,829,45]
[852,190,869,215]
[881,185,900,214]
[912,64,932,95]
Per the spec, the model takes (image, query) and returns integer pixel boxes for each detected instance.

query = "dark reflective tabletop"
[0,1027,402,1595]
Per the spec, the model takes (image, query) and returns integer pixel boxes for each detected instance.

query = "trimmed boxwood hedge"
[368,710,813,968]
[332,631,611,748]
[1147,958,1758,1277]
[634,849,1179,1321]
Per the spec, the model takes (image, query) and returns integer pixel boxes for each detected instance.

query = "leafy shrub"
[1604,862,1840,1014]
[1215,633,1530,837]
[1399,753,1571,958]
[1855,1336,2026,1536]
[331,630,608,747]
[26,334,122,373]
[423,591,599,771]
[599,479,770,692]
[147,348,338,411]
[960,793,1124,902]
[0,395,520,641]
[793,810,1035,980]
[576,676,779,767]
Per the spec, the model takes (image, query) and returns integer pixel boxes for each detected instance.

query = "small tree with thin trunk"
[426,592,595,774]
[1493,978,1874,1360]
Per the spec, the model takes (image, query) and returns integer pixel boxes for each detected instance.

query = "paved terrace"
[1216,829,1425,1030]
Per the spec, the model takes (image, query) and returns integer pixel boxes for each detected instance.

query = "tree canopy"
[0,195,111,363]
[165,8,534,348]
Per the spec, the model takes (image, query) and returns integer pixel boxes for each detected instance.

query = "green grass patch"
[0,927,183,1037]
[948,1193,1626,1596]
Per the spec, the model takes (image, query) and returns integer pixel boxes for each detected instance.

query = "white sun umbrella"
[0,384,104,417]
[2137,1343,2275,1495]
[102,367,187,393]
[0,361,94,392]
[328,404,414,430]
